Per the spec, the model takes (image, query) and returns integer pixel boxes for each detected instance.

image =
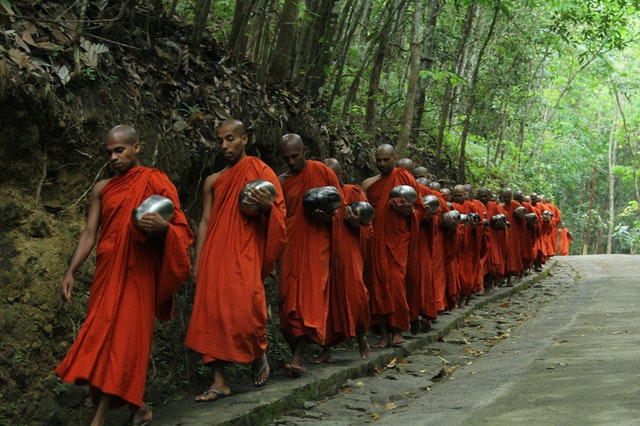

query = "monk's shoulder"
[362,174,381,192]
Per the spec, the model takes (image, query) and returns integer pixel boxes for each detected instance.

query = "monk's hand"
[311,208,334,223]
[60,272,74,304]
[248,186,273,215]
[138,212,169,234]
[344,205,361,229]
[422,210,434,222]
[389,197,415,218]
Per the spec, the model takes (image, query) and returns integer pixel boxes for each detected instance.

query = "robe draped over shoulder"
[279,160,342,346]
[185,157,287,364]
[364,168,426,331]
[502,200,525,276]
[56,166,193,408]
[324,184,371,346]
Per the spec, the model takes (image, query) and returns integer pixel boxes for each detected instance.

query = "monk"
[500,187,525,284]
[514,190,537,274]
[477,186,508,293]
[558,222,572,255]
[530,192,549,270]
[278,133,342,376]
[464,184,489,295]
[185,119,287,402]
[362,144,426,348]
[451,184,485,305]
[56,125,193,426]
[312,157,371,363]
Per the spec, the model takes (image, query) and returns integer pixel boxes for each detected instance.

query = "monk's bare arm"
[60,179,107,304]
[194,174,217,272]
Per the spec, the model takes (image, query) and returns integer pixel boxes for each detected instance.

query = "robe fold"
[185,157,287,364]
[279,160,342,347]
[365,168,426,331]
[324,184,371,346]
[520,201,537,268]
[56,166,193,408]
[484,201,508,278]
[502,200,525,276]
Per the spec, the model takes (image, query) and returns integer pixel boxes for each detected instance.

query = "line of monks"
[270,140,565,376]
[54,122,568,423]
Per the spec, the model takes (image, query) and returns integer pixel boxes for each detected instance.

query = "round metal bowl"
[239,179,277,217]
[514,205,526,220]
[440,209,461,231]
[349,201,374,224]
[422,194,440,214]
[303,186,342,214]
[389,185,418,204]
[132,195,174,229]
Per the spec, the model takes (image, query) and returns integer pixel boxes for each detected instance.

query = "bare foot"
[372,337,389,348]
[284,362,306,377]
[312,347,331,364]
[420,318,431,332]
[391,332,405,346]
[125,404,153,425]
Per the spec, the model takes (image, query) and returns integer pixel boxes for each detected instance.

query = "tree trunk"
[396,0,423,157]
[191,0,213,52]
[457,1,499,184]
[411,0,443,143]
[267,0,300,85]
[607,110,618,254]
[229,0,259,59]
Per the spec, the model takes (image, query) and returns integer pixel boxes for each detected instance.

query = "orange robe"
[558,228,572,256]
[185,157,287,364]
[406,184,440,322]
[279,160,342,347]
[533,202,553,261]
[484,201,508,278]
[452,200,487,298]
[56,166,193,408]
[520,201,537,268]
[325,184,371,346]
[421,188,451,318]
[365,168,426,331]
[502,200,525,276]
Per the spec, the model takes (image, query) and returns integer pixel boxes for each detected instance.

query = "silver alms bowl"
[349,201,374,224]
[389,185,418,204]
[422,194,440,214]
[303,186,342,214]
[239,179,277,216]
[132,195,175,228]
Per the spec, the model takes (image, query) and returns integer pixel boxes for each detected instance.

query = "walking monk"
[362,144,426,348]
[185,119,287,402]
[278,134,342,375]
[557,222,572,256]
[56,125,193,426]
[312,157,370,363]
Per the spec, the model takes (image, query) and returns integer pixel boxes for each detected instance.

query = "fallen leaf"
[383,402,396,410]
[342,387,351,393]
[374,367,384,375]
[431,368,447,380]
[356,381,364,386]
[386,357,397,368]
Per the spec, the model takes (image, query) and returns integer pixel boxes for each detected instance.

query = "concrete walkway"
[152,265,556,426]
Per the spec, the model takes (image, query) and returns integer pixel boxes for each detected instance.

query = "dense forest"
[1,0,640,424]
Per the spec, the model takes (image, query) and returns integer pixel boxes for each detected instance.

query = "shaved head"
[396,157,415,172]
[107,124,139,145]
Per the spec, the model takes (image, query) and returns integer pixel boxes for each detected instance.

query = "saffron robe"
[502,200,525,276]
[365,168,426,331]
[185,157,287,364]
[484,201,508,278]
[520,201,537,268]
[558,228,572,256]
[452,200,487,298]
[56,166,193,408]
[325,184,371,346]
[279,160,342,347]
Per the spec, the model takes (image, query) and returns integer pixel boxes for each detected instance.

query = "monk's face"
[216,123,247,165]
[451,187,465,204]
[105,133,140,174]
[477,189,491,205]
[375,151,396,176]
[280,142,306,174]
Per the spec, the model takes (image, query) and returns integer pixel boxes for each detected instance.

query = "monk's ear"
[132,141,141,154]
[241,133,249,146]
